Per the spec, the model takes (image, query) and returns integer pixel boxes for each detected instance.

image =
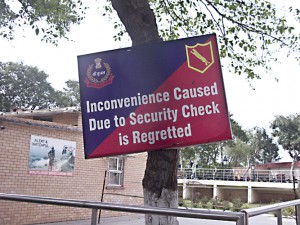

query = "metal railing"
[178,168,299,183]
[242,199,300,225]
[0,193,245,225]
[1,193,300,225]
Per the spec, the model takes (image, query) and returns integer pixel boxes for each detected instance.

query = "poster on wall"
[78,33,232,159]
[28,135,76,176]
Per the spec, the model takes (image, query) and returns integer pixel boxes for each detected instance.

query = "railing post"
[241,210,248,225]
[91,208,97,225]
[276,209,282,225]
[296,204,300,225]
[236,214,245,225]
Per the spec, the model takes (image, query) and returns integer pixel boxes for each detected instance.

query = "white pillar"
[247,184,252,203]
[182,180,187,199]
[213,184,218,198]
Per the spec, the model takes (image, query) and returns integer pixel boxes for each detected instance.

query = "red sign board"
[77,34,232,158]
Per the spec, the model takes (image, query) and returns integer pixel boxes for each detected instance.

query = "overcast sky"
[1,1,299,161]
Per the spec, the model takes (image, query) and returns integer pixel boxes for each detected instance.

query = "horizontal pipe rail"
[0,193,244,223]
[178,168,300,183]
[242,199,300,225]
[3,193,300,225]
[242,199,300,217]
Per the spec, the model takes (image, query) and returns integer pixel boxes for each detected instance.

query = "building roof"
[255,161,300,169]
[0,107,81,117]
[0,107,82,132]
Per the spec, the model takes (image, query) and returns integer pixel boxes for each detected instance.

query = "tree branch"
[203,0,289,47]
[162,0,189,37]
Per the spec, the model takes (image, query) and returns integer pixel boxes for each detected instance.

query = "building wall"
[52,113,81,126]
[217,187,248,203]
[0,116,146,225]
[252,189,295,203]
[182,184,213,201]
[103,153,147,217]
[189,187,213,201]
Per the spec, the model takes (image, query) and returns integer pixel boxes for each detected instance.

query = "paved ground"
[33,214,297,225]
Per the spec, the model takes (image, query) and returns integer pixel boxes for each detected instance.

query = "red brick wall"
[0,116,146,225]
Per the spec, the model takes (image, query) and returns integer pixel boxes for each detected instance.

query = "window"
[107,157,124,187]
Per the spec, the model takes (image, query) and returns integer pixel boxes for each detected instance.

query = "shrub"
[222,201,234,211]
[193,202,202,208]
[241,203,250,209]
[210,197,222,209]
[232,198,244,212]
[178,197,184,207]
[282,206,295,218]
[201,196,209,205]
[206,201,213,209]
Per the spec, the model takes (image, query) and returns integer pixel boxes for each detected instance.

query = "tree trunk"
[111,1,179,225]
[111,0,161,46]
[143,149,179,225]
[291,151,297,199]
[290,152,299,225]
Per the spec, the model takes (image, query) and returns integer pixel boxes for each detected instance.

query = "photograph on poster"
[28,135,76,176]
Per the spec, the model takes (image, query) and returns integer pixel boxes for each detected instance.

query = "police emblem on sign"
[85,58,115,88]
[186,41,214,74]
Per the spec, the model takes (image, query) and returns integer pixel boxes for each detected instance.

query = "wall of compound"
[0,119,146,225]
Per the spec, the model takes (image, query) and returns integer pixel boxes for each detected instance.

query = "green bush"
[282,206,295,218]
[201,196,209,205]
[178,197,184,207]
[232,198,244,212]
[193,203,202,208]
[241,203,250,209]
[210,197,222,209]
[206,201,213,209]
[222,201,234,211]
[184,197,262,212]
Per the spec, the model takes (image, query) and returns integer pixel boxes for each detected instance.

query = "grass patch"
[180,198,269,212]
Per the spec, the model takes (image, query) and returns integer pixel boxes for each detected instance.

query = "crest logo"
[85,58,115,88]
[186,41,214,73]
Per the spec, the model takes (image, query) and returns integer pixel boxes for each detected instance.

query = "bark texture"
[111,0,162,46]
[143,149,179,225]
[111,1,179,224]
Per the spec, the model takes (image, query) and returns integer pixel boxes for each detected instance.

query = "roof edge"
[0,116,82,132]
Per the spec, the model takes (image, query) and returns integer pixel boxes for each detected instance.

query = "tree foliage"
[55,80,80,108]
[0,61,57,111]
[105,0,300,79]
[224,118,251,167]
[1,1,300,78]
[230,117,249,143]
[271,114,300,158]
[181,143,220,168]
[249,127,280,163]
[0,0,87,44]
[0,62,79,111]
[181,117,280,168]
[225,124,280,167]
[181,117,251,168]
[225,139,252,167]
